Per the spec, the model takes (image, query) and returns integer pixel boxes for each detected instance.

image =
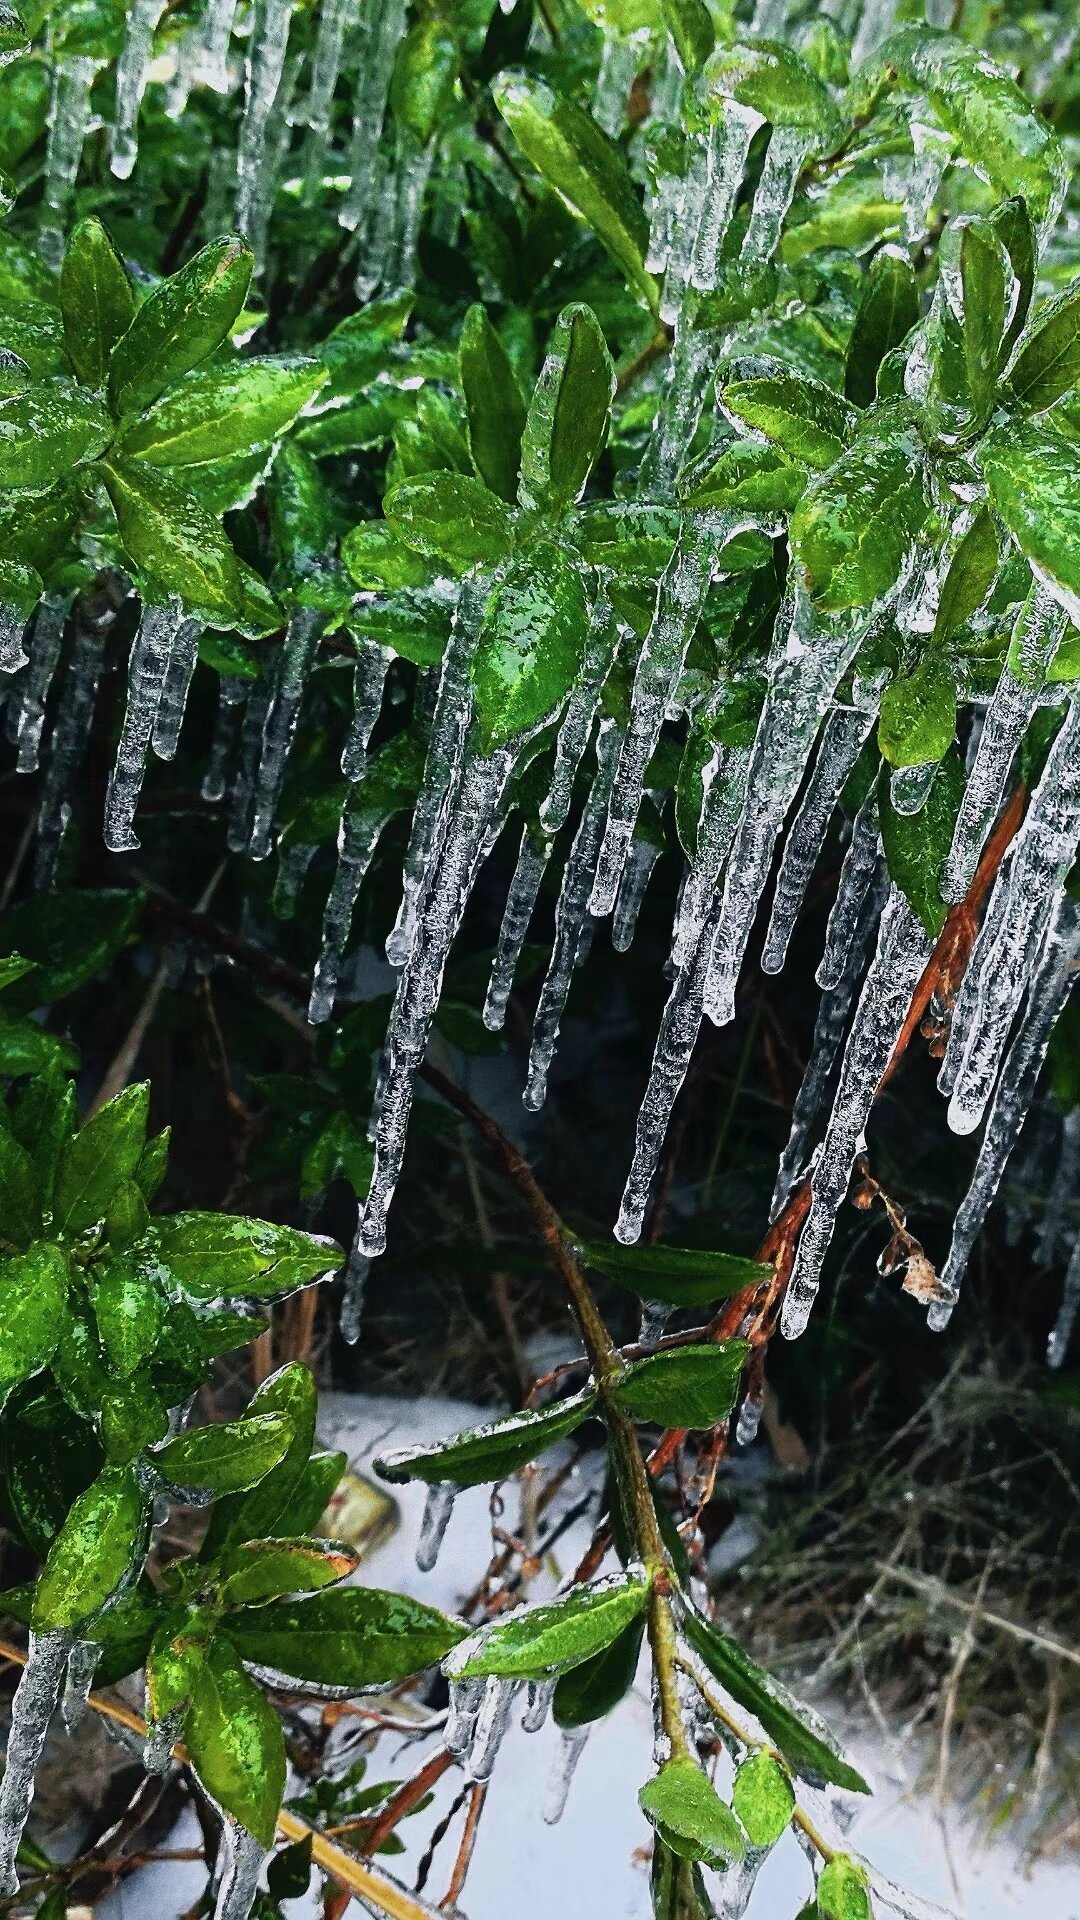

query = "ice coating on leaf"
[543,1724,591,1825]
[60,1637,101,1736]
[375,128,436,298]
[522,1676,556,1733]
[0,1628,72,1894]
[342,642,393,782]
[34,601,109,889]
[816,791,884,992]
[538,591,617,839]
[308,800,384,1024]
[15,595,66,775]
[104,599,186,854]
[1048,1234,1080,1369]
[213,1814,267,1920]
[248,607,324,861]
[761,707,873,975]
[592,32,641,138]
[0,602,29,676]
[902,120,954,248]
[639,326,715,500]
[613,837,662,953]
[465,1676,517,1781]
[415,1479,457,1573]
[235,0,293,245]
[782,892,933,1339]
[483,828,548,1032]
[110,0,167,180]
[202,674,246,804]
[145,1703,185,1774]
[690,101,760,294]
[152,617,201,763]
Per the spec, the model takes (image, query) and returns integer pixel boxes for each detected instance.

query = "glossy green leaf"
[990,197,1035,358]
[184,1636,286,1848]
[267,440,334,583]
[342,520,439,591]
[932,509,998,643]
[459,304,525,504]
[0,1244,68,1403]
[316,292,412,403]
[0,888,144,1008]
[147,1617,209,1720]
[519,303,615,517]
[0,4,28,66]
[384,471,514,570]
[817,1855,873,1920]
[790,410,928,612]
[576,502,681,574]
[216,1536,359,1606]
[1009,284,1080,416]
[100,459,243,624]
[658,0,713,73]
[722,374,856,472]
[731,1751,794,1846]
[374,1386,597,1488]
[681,1603,869,1791]
[639,1759,745,1869]
[844,246,919,409]
[879,748,965,937]
[0,377,111,492]
[682,439,805,513]
[492,72,657,310]
[100,1374,169,1463]
[0,1124,44,1245]
[54,1081,149,1236]
[144,1211,340,1300]
[227,1586,466,1689]
[470,539,589,751]
[612,1342,748,1428]
[268,1837,313,1901]
[32,1461,148,1631]
[117,355,327,466]
[199,1362,318,1557]
[978,417,1080,620]
[552,1614,645,1728]
[389,15,456,145]
[959,218,1007,425]
[59,216,136,389]
[104,1177,151,1251]
[153,1411,294,1494]
[706,38,837,134]
[109,234,254,419]
[448,1569,651,1679]
[0,298,66,379]
[877,650,956,768]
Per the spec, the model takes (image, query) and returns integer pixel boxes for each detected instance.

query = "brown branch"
[439,1782,486,1910]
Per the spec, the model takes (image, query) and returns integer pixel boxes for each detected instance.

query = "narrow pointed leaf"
[227,1587,466,1688]
[109,235,254,418]
[612,1342,749,1428]
[153,1412,295,1495]
[459,305,525,504]
[447,1568,651,1679]
[59,216,136,388]
[519,303,615,516]
[184,1637,286,1848]
[32,1462,148,1631]
[580,1239,771,1308]
[375,1387,597,1488]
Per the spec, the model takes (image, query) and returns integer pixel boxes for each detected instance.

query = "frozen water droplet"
[522,1677,556,1733]
[464,1676,517,1781]
[15,594,66,775]
[34,596,110,889]
[889,760,936,817]
[444,1676,485,1759]
[762,708,873,974]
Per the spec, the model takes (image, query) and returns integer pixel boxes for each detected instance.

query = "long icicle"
[815,790,883,992]
[104,598,185,854]
[234,0,294,245]
[341,641,392,782]
[308,797,386,1025]
[482,826,549,1033]
[15,595,67,775]
[33,597,111,889]
[110,0,167,180]
[339,0,407,235]
[247,607,324,861]
[0,1630,73,1894]
[761,707,873,975]
[151,617,200,762]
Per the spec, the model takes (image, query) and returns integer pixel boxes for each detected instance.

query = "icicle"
[247,607,324,860]
[716,1844,771,1919]
[538,591,617,838]
[151,617,200,762]
[272,842,315,920]
[930,896,1080,1330]
[42,55,96,261]
[340,0,406,235]
[15,595,66,774]
[1048,1236,1080,1369]
[464,1678,516,1782]
[941,586,1065,903]
[781,892,934,1340]
[526,725,621,1111]
[415,1480,457,1572]
[340,1245,368,1347]
[741,125,815,267]
[308,797,386,1024]
[592,32,641,138]
[690,102,760,294]
[521,1678,556,1733]
[1035,1108,1080,1266]
[60,1639,100,1736]
[165,22,200,118]
[736,1393,764,1446]
[902,120,953,247]
[637,325,716,499]
[144,1705,184,1775]
[889,760,936,816]
[370,125,435,297]
[659,134,710,326]
[670,734,753,973]
[213,1815,267,1920]
[483,828,548,1031]
[444,1677,486,1759]
[199,0,240,92]
[0,602,30,676]
[543,1726,591,1825]
[342,642,392,781]
[234,0,293,244]
[612,837,662,953]
[202,674,246,804]
[944,700,1080,1136]
[227,664,276,853]
[0,1628,72,1895]
[104,598,186,854]
[816,791,883,992]
[590,521,722,918]
[704,594,866,1027]
[110,0,167,180]
[850,0,898,66]
[761,708,873,975]
[639,1300,671,1344]
[34,600,109,890]
[299,0,353,195]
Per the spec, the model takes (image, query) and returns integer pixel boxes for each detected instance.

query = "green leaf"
[877,650,956,768]
[109,234,254,419]
[100,459,243,625]
[576,502,681,574]
[270,1449,346,1537]
[54,1081,149,1236]
[977,417,1080,623]
[268,440,334,584]
[658,0,713,73]
[519,303,615,517]
[731,1751,794,1847]
[1009,283,1080,416]
[790,410,928,612]
[492,72,657,311]
[147,1617,209,1720]
[639,1759,745,1869]
[0,1124,43,1246]
[0,1009,76,1080]
[153,1411,295,1494]
[100,1375,169,1463]
[315,292,412,403]
[447,1568,651,1679]
[59,217,136,389]
[227,1587,466,1689]
[184,1636,286,1848]
[879,748,965,937]
[959,218,1007,426]
[267,1836,313,1902]
[145,1212,340,1300]
[117,355,327,467]
[682,439,805,514]
[817,1855,873,1920]
[374,1387,597,1488]
[199,1362,318,1557]
[342,521,439,591]
[104,1177,151,1251]
[0,4,28,66]
[576,1236,768,1313]
[136,1126,170,1201]
[0,952,33,993]
[0,297,66,379]
[459,305,525,504]
[384,471,514,570]
[612,1342,749,1429]
[470,539,589,752]
[722,374,856,471]
[0,377,111,493]
[844,246,919,409]
[32,1461,148,1631]
[681,1603,869,1791]
[0,1244,68,1404]
[216,1537,360,1607]
[706,38,838,135]
[932,508,998,643]
[0,888,144,1007]
[990,197,1035,358]
[552,1614,645,1728]
[650,1840,716,1920]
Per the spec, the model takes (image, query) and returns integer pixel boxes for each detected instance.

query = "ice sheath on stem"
[104,598,186,854]
[213,1815,267,1920]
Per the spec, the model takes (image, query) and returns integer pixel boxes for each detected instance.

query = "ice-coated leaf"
[612,1342,748,1428]
[389,13,456,145]
[990,196,1035,357]
[681,1602,868,1791]
[576,502,681,575]
[580,1238,771,1308]
[0,1244,68,1404]
[374,1386,597,1488]
[959,218,1007,425]
[91,1258,162,1377]
[844,246,919,409]
[817,1854,873,1920]
[459,304,525,504]
[639,1758,745,1869]
[108,234,254,419]
[341,521,438,590]
[448,1569,651,1680]
[1009,283,1080,416]
[0,2,27,65]
[731,1750,794,1846]
[790,408,928,612]
[706,37,837,135]
[267,440,334,584]
[552,1614,645,1729]
[226,1586,466,1688]
[54,1082,149,1236]
[116,355,327,467]
[184,1636,285,1848]
[152,1411,294,1494]
[932,508,998,643]
[492,71,657,310]
[0,376,111,492]
[877,650,956,768]
[199,1362,318,1557]
[144,1213,341,1300]
[32,1462,148,1631]
[0,1124,43,1244]
[682,439,805,513]
[266,1449,345,1539]
[216,1537,359,1606]
[101,460,243,624]
[519,303,615,518]
[470,539,589,751]
[880,748,965,935]
[722,373,856,472]
[58,216,136,388]
[978,417,1080,622]
[383,470,513,570]
[147,1618,208,1719]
